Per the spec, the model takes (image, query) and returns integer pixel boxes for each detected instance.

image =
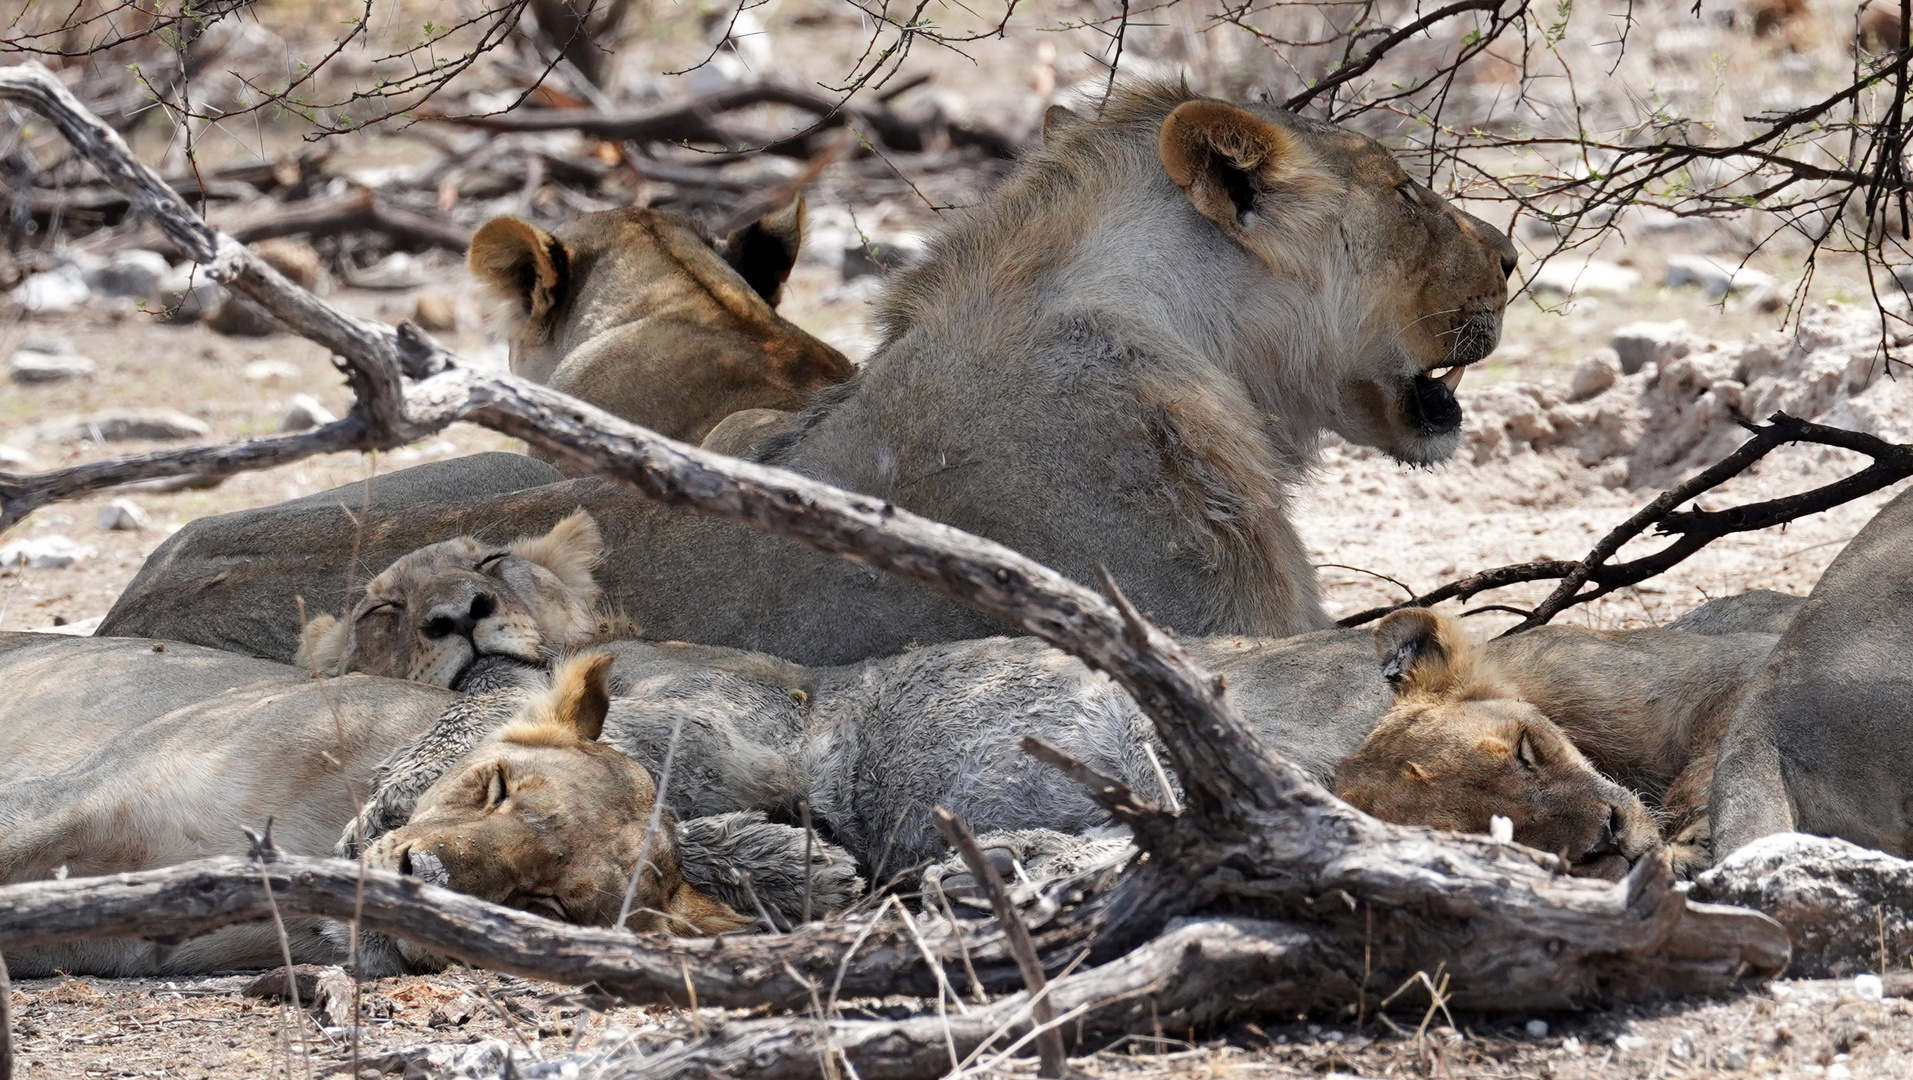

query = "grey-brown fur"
[1711,484,1913,862]
[100,83,1511,667]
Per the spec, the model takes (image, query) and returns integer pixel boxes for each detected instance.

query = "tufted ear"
[1157,100,1323,235]
[1042,104,1087,143]
[510,509,603,604]
[664,881,753,935]
[296,613,348,676]
[723,197,805,305]
[467,216,570,340]
[1372,608,1467,698]
[546,651,613,741]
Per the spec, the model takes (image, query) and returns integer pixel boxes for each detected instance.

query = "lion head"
[466,201,853,458]
[298,509,609,688]
[366,653,750,935]
[1335,610,1660,879]
[1016,88,1515,467]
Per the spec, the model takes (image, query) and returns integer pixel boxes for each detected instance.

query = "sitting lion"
[101,82,1516,667]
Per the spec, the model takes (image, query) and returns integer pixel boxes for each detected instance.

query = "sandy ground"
[14,966,1913,1079]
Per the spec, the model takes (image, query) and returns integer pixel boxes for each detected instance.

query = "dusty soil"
[13,967,1913,1079]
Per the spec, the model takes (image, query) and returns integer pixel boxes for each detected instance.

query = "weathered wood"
[932,808,1065,1078]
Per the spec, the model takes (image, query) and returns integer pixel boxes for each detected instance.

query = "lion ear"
[296,613,348,676]
[467,216,570,340]
[1373,608,1467,697]
[547,652,614,741]
[1042,104,1087,143]
[1157,100,1322,234]
[665,881,754,936]
[510,509,603,605]
[723,197,804,306]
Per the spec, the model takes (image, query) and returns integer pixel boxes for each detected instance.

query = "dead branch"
[1338,412,1913,632]
[0,63,1794,1066]
[932,808,1066,1078]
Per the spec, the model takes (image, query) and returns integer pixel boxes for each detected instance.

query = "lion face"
[366,654,748,935]
[298,510,605,688]
[1335,610,1660,880]
[1150,95,1516,465]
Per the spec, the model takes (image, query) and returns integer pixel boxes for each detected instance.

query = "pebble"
[1664,253,1777,299]
[1525,1018,1549,1037]
[1856,972,1885,1001]
[9,264,91,313]
[242,359,302,382]
[280,393,338,432]
[0,444,35,469]
[8,348,96,383]
[26,409,211,444]
[1568,351,1621,401]
[86,249,171,300]
[1491,815,1515,843]
[1609,320,1692,374]
[1529,258,1641,297]
[97,497,151,532]
[0,535,96,572]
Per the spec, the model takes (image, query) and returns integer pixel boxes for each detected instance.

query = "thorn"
[1096,564,1152,648]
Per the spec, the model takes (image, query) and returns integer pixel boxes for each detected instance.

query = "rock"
[1610,320,1692,374]
[1525,1019,1549,1038]
[156,264,228,323]
[1692,833,1913,978]
[242,359,302,381]
[413,292,459,331]
[1663,253,1777,299]
[206,295,286,337]
[345,251,428,290]
[1568,350,1621,401]
[9,264,91,313]
[253,238,322,290]
[97,497,151,531]
[27,409,211,444]
[8,348,96,383]
[0,535,96,572]
[0,444,36,469]
[279,393,337,432]
[1529,258,1641,297]
[21,614,103,636]
[85,249,171,300]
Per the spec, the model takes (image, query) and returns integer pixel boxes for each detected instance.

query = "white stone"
[1490,815,1515,843]
[1828,1064,1852,1080]
[1609,320,1692,375]
[22,614,102,636]
[9,264,91,313]
[0,535,97,572]
[1663,254,1777,299]
[8,349,95,383]
[243,359,302,382]
[1856,973,1885,1001]
[1529,258,1641,297]
[86,249,171,300]
[280,393,338,432]
[1613,1034,1647,1052]
[1561,1036,1583,1055]
[97,498,151,532]
[27,409,211,444]
[1568,351,1620,401]
[1524,1019,1548,1038]
[0,444,36,469]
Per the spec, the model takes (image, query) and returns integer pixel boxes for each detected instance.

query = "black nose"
[1500,249,1518,279]
[422,592,496,640]
[396,847,414,876]
[1588,806,1623,856]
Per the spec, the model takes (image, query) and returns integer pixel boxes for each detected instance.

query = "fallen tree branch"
[0,63,1792,1071]
[1338,412,1913,632]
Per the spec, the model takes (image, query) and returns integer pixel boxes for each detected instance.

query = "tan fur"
[1337,610,1662,880]
[1483,624,1778,871]
[469,202,853,469]
[300,510,613,688]
[366,653,750,935]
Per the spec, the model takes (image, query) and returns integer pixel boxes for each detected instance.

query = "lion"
[467,200,853,471]
[1712,484,1913,865]
[1337,610,1662,880]
[101,82,1516,667]
[0,631,860,977]
[296,508,615,688]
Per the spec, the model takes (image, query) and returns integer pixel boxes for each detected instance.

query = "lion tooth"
[1436,365,1465,391]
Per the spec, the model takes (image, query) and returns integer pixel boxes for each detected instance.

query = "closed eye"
[476,551,509,571]
[355,601,400,621]
[1397,181,1426,209]
[483,765,509,809]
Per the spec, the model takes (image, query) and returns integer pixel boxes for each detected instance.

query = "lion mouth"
[1405,365,1467,435]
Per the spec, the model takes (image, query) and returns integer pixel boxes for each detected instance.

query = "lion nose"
[422,592,496,640]
[1586,806,1623,857]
